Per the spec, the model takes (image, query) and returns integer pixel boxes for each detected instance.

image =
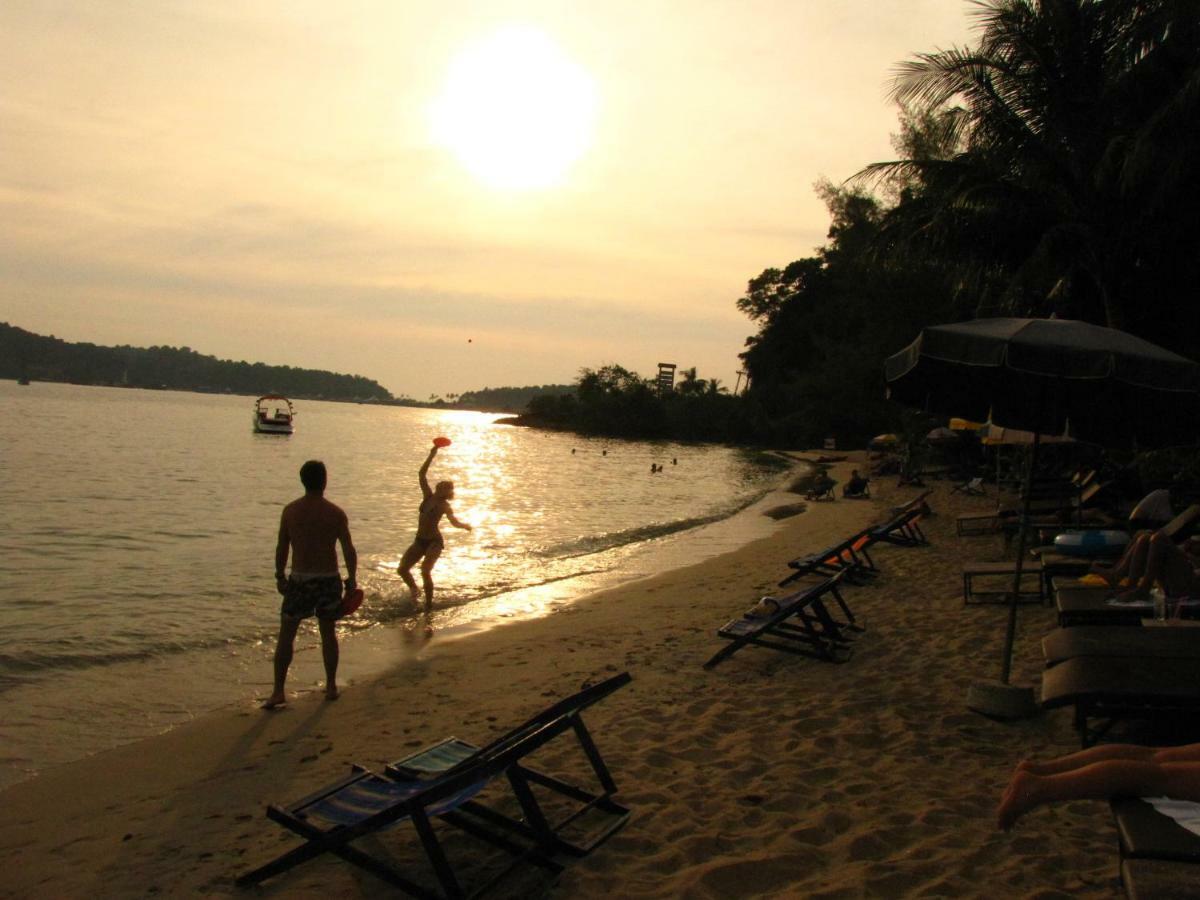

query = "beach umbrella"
[885,317,1200,718]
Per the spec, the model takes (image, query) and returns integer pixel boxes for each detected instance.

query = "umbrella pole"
[999,418,1043,685]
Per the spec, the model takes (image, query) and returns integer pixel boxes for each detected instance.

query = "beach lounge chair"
[1040,655,1200,746]
[1055,587,1200,627]
[866,507,928,548]
[842,478,871,499]
[237,673,632,897]
[704,574,856,670]
[1112,796,1200,898]
[778,529,877,587]
[1041,625,1200,667]
[804,476,836,502]
[961,560,1045,606]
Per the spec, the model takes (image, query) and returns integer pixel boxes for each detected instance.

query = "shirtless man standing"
[398,445,471,612]
[264,460,357,709]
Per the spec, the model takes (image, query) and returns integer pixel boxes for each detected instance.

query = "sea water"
[0,382,798,788]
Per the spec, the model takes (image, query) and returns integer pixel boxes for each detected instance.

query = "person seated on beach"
[397,445,472,613]
[265,460,357,709]
[1088,530,1200,601]
[997,742,1200,831]
[843,469,869,497]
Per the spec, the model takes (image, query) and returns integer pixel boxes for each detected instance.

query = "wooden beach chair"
[238,673,632,897]
[1041,625,1200,667]
[961,560,1045,605]
[1040,656,1200,746]
[1055,585,1200,628]
[1113,797,1200,899]
[704,574,856,670]
[866,507,929,548]
[778,529,877,587]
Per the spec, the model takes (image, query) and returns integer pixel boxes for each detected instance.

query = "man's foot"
[261,693,287,710]
[325,685,339,701]
[997,770,1042,831]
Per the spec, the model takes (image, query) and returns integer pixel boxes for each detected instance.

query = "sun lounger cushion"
[1042,626,1200,667]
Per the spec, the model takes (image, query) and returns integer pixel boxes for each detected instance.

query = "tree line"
[0,322,393,401]
[527,0,1200,447]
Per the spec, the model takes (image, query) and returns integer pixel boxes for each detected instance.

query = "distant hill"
[455,384,575,413]
[0,322,393,401]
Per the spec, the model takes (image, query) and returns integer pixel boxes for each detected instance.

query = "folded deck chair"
[1041,656,1200,746]
[238,673,632,897]
[866,507,928,547]
[1042,626,1200,667]
[704,573,856,670]
[778,529,876,588]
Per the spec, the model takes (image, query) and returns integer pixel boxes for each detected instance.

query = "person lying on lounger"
[997,742,1200,831]
[1088,530,1200,601]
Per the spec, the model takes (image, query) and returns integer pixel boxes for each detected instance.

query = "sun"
[430,26,597,191]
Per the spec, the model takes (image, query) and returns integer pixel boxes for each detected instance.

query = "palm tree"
[858,0,1200,349]
[676,367,704,395]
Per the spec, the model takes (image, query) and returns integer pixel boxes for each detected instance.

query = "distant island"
[0,322,393,402]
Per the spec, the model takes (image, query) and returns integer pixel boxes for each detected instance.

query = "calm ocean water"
[0,382,799,787]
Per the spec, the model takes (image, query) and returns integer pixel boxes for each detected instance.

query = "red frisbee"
[340,588,364,618]
[433,436,452,448]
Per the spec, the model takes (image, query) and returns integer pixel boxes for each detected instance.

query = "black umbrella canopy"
[885,318,1200,448]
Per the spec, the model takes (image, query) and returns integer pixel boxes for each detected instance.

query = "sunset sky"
[1,1,973,399]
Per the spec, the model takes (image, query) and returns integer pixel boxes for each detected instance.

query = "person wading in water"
[397,444,471,612]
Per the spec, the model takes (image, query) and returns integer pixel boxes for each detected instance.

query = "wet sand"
[0,456,1121,898]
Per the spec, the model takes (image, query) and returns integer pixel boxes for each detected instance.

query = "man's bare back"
[279,495,351,574]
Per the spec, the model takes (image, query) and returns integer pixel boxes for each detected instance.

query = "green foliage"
[456,383,575,412]
[521,364,746,442]
[0,322,392,400]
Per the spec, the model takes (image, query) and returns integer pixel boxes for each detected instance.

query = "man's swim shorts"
[281,575,343,621]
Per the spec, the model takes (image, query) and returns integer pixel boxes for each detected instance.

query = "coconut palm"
[859,0,1200,349]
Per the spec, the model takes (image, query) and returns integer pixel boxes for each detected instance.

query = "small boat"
[253,395,295,434]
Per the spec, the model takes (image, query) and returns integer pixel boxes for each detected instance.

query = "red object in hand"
[433,436,452,448]
[340,588,364,618]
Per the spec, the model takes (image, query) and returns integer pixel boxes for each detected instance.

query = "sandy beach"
[0,456,1122,898]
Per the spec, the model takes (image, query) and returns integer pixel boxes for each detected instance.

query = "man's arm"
[339,512,358,587]
[275,511,290,592]
[418,447,436,498]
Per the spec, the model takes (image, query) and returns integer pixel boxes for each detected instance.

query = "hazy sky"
[1,1,973,399]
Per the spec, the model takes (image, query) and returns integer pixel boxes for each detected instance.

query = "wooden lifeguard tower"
[656,363,677,395]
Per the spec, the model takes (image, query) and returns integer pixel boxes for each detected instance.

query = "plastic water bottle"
[1150,586,1167,621]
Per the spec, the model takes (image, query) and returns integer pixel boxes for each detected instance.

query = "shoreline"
[0,437,802,794]
[0,459,1122,897]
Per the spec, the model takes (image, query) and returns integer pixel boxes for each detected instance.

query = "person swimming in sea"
[397,444,472,612]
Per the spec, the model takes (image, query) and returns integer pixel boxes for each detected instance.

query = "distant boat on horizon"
[253,394,294,434]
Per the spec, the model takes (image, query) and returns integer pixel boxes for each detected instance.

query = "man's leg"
[264,615,302,709]
[1091,531,1149,585]
[420,544,443,612]
[318,617,339,700]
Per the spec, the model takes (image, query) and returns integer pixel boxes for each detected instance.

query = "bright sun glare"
[431,26,597,191]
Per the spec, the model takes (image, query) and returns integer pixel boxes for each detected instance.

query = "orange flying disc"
[433,436,452,448]
[340,588,364,618]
